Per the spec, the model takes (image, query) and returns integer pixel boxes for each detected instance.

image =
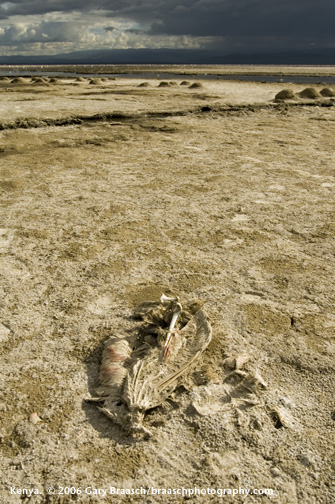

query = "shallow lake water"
[1,68,335,84]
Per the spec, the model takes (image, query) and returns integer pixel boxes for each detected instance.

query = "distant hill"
[1,48,335,66]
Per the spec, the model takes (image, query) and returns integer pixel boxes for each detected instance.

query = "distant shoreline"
[1,64,335,85]
[1,64,335,77]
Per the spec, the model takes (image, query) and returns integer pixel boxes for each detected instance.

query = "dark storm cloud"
[148,0,335,42]
[1,0,335,51]
[0,0,97,16]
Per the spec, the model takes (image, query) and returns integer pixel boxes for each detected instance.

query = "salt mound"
[320,87,335,97]
[275,89,295,100]
[299,87,320,99]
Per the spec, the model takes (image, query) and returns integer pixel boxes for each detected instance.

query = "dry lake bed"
[0,69,334,503]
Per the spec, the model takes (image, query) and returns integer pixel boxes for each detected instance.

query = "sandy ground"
[0,75,334,503]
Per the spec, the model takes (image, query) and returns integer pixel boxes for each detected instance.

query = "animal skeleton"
[88,294,212,437]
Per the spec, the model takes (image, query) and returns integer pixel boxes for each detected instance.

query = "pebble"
[270,467,281,477]
[29,412,42,424]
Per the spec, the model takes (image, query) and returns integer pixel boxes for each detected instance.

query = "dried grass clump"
[138,82,150,87]
[299,87,320,99]
[320,87,335,97]
[76,77,86,82]
[89,78,101,85]
[49,78,59,84]
[0,76,10,82]
[11,77,26,84]
[158,81,171,87]
[275,89,295,100]
[180,80,190,86]
[189,82,203,89]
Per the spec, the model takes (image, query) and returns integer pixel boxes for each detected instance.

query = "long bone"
[160,294,182,360]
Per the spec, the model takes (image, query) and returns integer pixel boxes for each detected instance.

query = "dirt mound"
[275,89,295,100]
[189,82,203,89]
[76,76,86,82]
[11,77,26,84]
[320,87,335,97]
[180,81,191,86]
[158,81,171,87]
[32,77,48,84]
[89,78,102,85]
[299,87,320,99]
[49,78,59,84]
[0,76,10,82]
[138,82,150,87]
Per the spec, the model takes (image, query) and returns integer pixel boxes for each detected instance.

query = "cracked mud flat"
[0,74,334,503]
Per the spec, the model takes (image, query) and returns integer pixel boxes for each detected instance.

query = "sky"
[0,0,334,57]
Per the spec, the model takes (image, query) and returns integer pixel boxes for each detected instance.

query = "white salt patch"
[87,295,113,315]
[232,214,250,222]
[0,228,14,251]
[268,184,285,191]
[0,323,11,343]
